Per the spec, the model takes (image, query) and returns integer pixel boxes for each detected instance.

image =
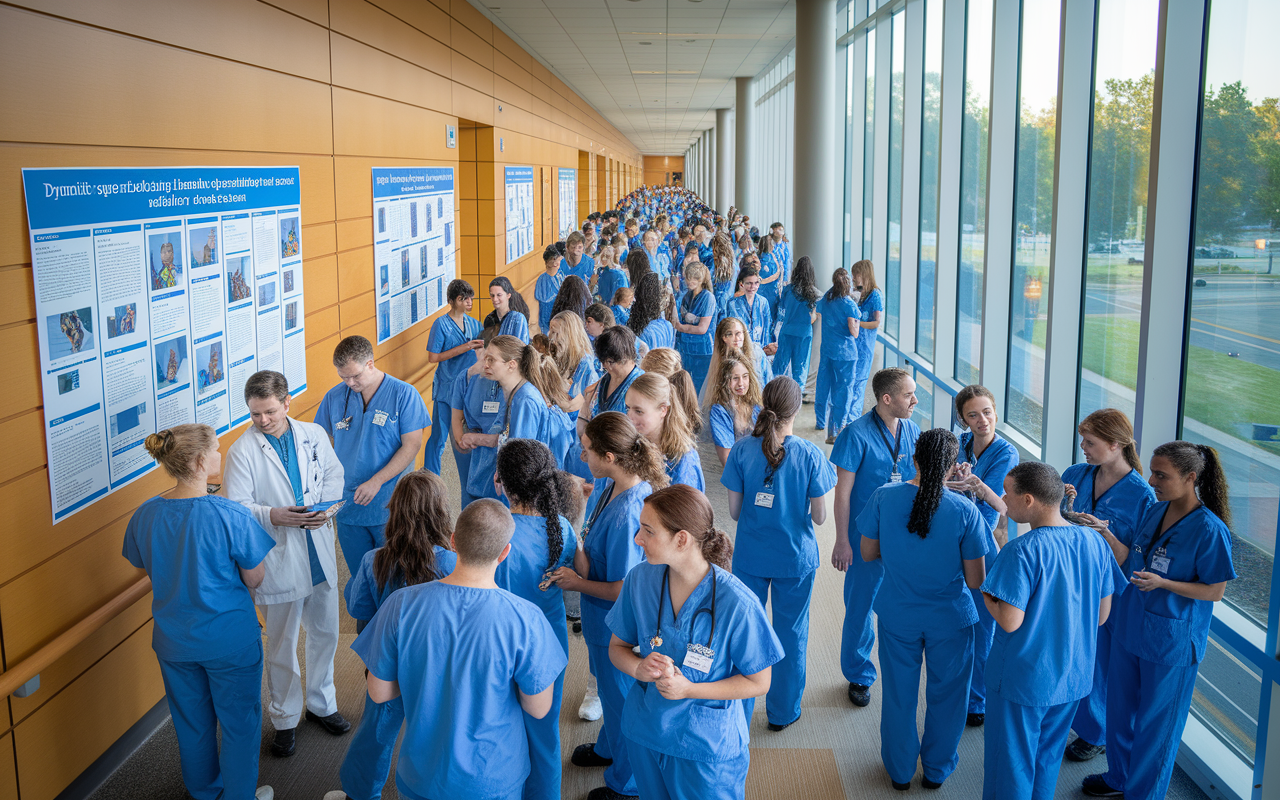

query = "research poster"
[23,166,306,523]
[504,166,535,264]
[372,167,456,345]
[558,168,577,238]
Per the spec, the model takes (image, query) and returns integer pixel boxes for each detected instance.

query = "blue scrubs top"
[857,485,989,630]
[981,525,1125,706]
[1115,504,1235,666]
[450,370,503,435]
[496,513,577,645]
[817,295,861,361]
[1062,463,1157,556]
[597,268,630,305]
[353,581,567,800]
[610,305,631,326]
[639,319,675,351]
[568,356,599,416]
[758,252,783,297]
[666,449,705,491]
[561,254,596,284]
[123,496,275,662]
[713,279,734,322]
[427,313,482,404]
[959,432,1020,537]
[346,545,458,621]
[316,374,430,526]
[607,562,783,763]
[497,310,530,344]
[831,411,921,519]
[722,435,837,578]
[727,294,774,350]
[264,425,325,585]
[592,366,643,418]
[534,272,564,333]
[709,403,760,450]
[855,289,884,364]
[676,290,716,356]
[543,405,577,472]
[645,248,671,283]
[580,480,652,646]
[777,289,815,339]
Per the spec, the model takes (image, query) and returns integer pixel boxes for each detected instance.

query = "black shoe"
[966,712,985,727]
[891,780,911,791]
[848,683,871,707]
[573,621,582,634]
[767,712,801,732]
[922,777,944,790]
[571,743,614,767]
[306,710,352,735]
[1065,737,1106,762]
[586,787,638,800]
[269,728,296,758]
[1082,774,1124,797]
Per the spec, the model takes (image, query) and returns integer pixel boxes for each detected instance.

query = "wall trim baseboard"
[54,697,170,800]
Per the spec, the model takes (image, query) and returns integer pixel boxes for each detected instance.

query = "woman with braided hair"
[721,376,836,732]
[1085,441,1236,800]
[856,428,990,790]
[494,439,577,800]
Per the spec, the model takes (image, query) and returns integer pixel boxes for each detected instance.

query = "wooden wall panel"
[330,33,454,112]
[366,0,451,47]
[332,88,457,159]
[0,733,16,800]
[332,0,452,75]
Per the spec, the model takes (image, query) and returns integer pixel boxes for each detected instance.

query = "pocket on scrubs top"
[1138,611,1195,667]
[681,702,747,762]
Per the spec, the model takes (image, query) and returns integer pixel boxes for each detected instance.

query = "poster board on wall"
[504,166,534,264]
[372,167,456,344]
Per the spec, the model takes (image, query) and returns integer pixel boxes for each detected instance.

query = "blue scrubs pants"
[735,569,815,726]
[157,640,263,800]
[968,586,996,714]
[523,672,565,800]
[1103,643,1199,800]
[841,557,884,686]
[817,359,856,432]
[851,355,873,421]
[1069,614,1114,747]
[339,693,404,800]
[877,620,974,785]
[683,354,712,399]
[453,444,475,510]
[586,642,638,795]
[772,334,812,392]
[337,521,387,577]
[814,356,829,429]
[982,694,1075,800]
[628,739,749,800]
[422,400,451,475]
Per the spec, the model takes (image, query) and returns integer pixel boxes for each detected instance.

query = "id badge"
[754,492,775,508]
[372,410,389,426]
[1151,555,1171,574]
[482,400,500,414]
[684,644,714,674]
[887,472,902,485]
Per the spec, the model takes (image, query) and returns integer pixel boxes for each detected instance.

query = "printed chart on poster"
[372,167,456,344]
[557,168,576,238]
[504,166,535,265]
[22,166,306,523]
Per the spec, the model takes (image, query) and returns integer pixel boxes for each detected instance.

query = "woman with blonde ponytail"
[1060,408,1157,763]
[606,484,783,800]
[721,376,837,732]
[626,372,705,491]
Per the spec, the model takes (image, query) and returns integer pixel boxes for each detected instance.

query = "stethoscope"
[650,565,716,653]
[335,388,355,430]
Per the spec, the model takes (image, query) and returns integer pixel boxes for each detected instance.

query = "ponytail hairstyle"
[627,272,664,338]
[849,259,880,298]
[825,268,852,302]
[907,428,961,538]
[628,372,697,462]
[484,276,530,328]
[712,233,735,283]
[954,384,998,429]
[488,334,570,409]
[550,275,592,320]
[752,376,802,469]
[788,256,821,308]
[666,369,702,435]
[1078,408,1143,475]
[496,439,571,571]
[643,484,733,570]
[625,247,652,289]
[549,311,592,382]
[144,423,217,483]
[641,347,683,377]
[1151,441,1232,526]
[733,264,761,294]
[583,411,670,488]
[706,351,763,434]
[375,470,453,591]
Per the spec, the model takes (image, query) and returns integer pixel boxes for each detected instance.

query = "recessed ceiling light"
[638,41,652,45]
[685,39,696,43]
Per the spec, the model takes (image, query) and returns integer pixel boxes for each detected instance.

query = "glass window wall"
[955,0,993,385]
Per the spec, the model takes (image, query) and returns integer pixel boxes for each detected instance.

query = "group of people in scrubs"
[120,188,1238,800]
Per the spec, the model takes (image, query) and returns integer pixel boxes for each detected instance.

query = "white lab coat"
[223,418,345,606]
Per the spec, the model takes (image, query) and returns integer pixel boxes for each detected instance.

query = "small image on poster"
[227,256,253,303]
[283,268,296,294]
[280,215,301,260]
[259,280,276,308]
[154,335,189,391]
[195,341,225,395]
[285,300,299,332]
[378,300,391,342]
[46,307,95,360]
[107,303,137,339]
[189,225,220,268]
[148,230,185,291]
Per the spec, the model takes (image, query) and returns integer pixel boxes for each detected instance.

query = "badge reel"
[335,416,352,431]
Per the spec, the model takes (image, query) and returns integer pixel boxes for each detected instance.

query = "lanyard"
[501,380,526,439]
[651,565,716,650]
[874,414,903,472]
[581,482,614,540]
[1142,505,1192,571]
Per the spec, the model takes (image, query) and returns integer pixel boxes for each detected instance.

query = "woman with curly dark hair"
[628,271,674,351]
[550,274,593,322]
[773,255,821,390]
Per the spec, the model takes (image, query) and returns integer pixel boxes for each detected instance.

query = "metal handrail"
[0,576,152,699]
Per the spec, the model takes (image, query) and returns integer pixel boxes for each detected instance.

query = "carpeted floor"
[86,398,1209,800]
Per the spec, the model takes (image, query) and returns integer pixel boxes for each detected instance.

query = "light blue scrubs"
[858,486,988,786]
[645,248,672,284]
[852,289,884,412]
[712,278,734,326]
[581,480,652,796]
[561,254,596,284]
[340,546,457,800]
[543,405,577,473]
[424,313,482,475]
[1103,504,1235,800]
[958,432,1020,716]
[722,435,836,726]
[980,525,1124,800]
[316,374,430,576]
[353,581,567,800]
[496,514,576,800]
[1062,462,1155,748]
[726,293,774,384]
[773,289,814,389]
[830,411,920,686]
[592,366,643,418]
[567,356,599,421]
[497,309,531,344]
[814,295,861,431]
[708,403,760,450]
[758,251,783,312]
[610,304,631,326]
[467,382,549,501]
[597,267,629,305]
[123,496,274,800]
[534,271,564,334]
[666,449,705,491]
[639,319,676,351]
[675,289,716,393]
[606,562,784,800]
[450,370,503,510]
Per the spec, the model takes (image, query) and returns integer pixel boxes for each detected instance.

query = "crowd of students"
[121,184,1237,800]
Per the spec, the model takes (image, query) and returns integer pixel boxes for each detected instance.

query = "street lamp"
[1258,238,1273,274]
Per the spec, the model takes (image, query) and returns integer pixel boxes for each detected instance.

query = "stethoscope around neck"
[650,565,717,652]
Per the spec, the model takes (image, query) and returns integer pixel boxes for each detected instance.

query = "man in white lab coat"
[224,370,349,758]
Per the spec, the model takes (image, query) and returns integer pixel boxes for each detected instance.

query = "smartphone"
[306,500,345,520]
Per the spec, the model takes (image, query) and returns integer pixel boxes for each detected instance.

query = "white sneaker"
[321,792,347,800]
[255,788,274,800]
[578,682,602,721]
